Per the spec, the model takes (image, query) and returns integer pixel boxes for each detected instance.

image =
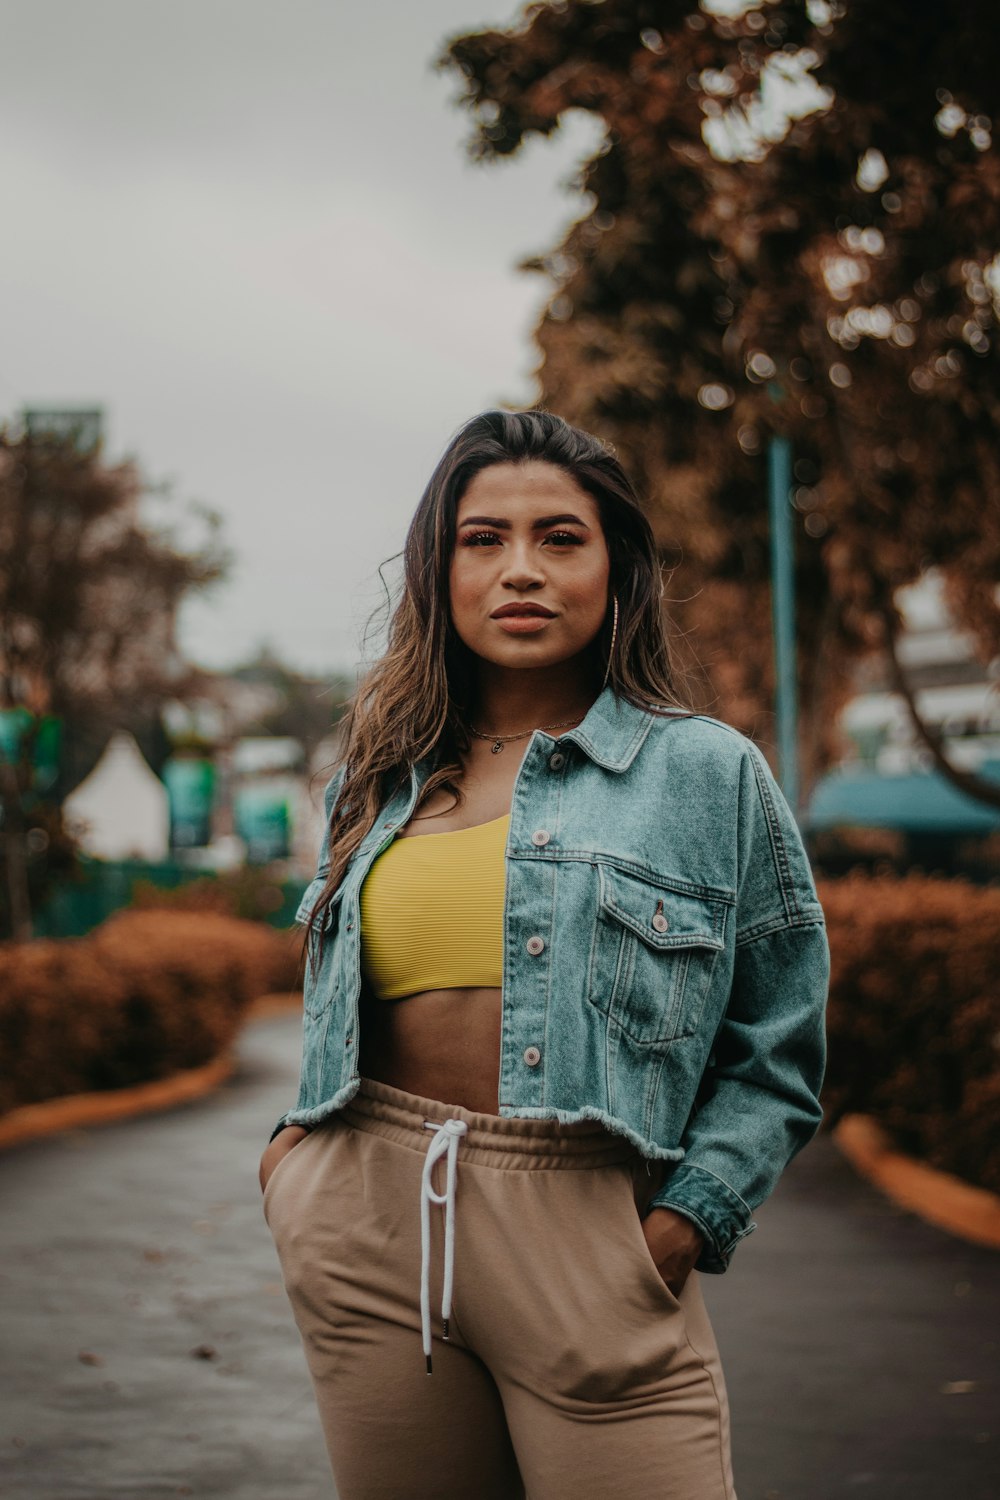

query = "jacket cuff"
[647,1163,758,1274]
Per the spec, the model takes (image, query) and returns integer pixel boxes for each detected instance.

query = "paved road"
[1,1014,996,1500]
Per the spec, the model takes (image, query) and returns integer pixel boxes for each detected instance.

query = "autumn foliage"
[439,0,1000,791]
[1,884,998,1194]
[817,872,1000,1194]
[0,910,300,1114]
[0,428,229,941]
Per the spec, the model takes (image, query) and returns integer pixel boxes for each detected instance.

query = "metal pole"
[767,434,800,816]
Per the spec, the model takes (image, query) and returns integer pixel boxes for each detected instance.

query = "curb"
[0,996,303,1151]
[11,1017,995,1252]
[0,1052,236,1150]
[833,1113,1000,1251]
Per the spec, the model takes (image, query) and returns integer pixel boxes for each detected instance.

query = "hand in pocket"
[640,1206,705,1298]
[259,1125,312,1195]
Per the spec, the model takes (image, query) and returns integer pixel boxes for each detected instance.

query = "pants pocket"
[618,1160,688,1316]
[262,1125,324,1225]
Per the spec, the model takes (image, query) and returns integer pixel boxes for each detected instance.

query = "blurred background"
[1,0,609,930]
[1,2,998,1495]
[3,0,999,930]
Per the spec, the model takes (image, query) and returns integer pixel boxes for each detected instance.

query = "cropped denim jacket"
[270,686,830,1275]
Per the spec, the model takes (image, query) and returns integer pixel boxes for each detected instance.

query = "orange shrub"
[5,877,997,1196]
[0,910,302,1114]
[817,872,1000,1194]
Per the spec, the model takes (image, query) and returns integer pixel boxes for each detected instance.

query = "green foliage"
[129,866,297,925]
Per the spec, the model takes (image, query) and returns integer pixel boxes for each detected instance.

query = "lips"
[490,603,556,619]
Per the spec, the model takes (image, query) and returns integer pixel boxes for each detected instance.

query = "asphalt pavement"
[1,1013,996,1500]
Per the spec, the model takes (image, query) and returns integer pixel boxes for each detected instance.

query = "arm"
[264,766,347,1147]
[648,739,830,1274]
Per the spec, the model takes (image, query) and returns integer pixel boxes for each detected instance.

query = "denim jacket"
[270,686,829,1275]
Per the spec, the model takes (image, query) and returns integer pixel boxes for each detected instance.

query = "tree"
[229,645,353,762]
[438,0,1000,800]
[0,428,230,938]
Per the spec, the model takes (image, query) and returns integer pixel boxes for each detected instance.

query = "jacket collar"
[559,685,656,773]
[408,686,659,800]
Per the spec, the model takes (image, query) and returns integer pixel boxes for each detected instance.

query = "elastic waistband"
[339,1076,638,1169]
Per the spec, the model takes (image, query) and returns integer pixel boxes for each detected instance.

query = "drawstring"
[420,1117,469,1373]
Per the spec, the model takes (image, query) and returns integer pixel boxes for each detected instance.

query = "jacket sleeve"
[266,766,346,1143]
[647,738,830,1272]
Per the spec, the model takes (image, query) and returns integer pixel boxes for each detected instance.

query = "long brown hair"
[305,407,692,938]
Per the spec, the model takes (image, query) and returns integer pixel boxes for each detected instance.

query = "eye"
[544,530,585,546]
[460,529,501,547]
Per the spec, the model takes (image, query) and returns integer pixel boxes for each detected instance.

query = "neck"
[471,656,600,734]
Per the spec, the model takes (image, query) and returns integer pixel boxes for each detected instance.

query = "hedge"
[0,909,301,1114]
[817,872,1000,1195]
[1,878,998,1198]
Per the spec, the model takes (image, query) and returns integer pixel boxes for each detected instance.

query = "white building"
[63,731,170,861]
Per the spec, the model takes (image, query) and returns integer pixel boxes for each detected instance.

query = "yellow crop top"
[359,813,509,1001]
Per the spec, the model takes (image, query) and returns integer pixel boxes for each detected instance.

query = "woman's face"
[448,460,611,676]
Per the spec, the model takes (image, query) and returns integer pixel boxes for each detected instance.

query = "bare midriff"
[355,748,516,1115]
[356,710,588,1115]
[358,982,504,1116]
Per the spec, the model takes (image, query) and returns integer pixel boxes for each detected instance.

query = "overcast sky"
[1,0,603,677]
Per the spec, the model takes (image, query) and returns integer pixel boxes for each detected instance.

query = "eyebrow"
[457,513,591,531]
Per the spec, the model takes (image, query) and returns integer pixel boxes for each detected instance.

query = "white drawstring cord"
[420,1117,469,1374]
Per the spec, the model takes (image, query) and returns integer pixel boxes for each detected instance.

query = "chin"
[478,643,578,673]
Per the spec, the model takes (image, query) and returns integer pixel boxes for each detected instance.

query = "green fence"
[31,857,305,940]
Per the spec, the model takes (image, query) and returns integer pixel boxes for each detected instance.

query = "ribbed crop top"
[359,813,509,1001]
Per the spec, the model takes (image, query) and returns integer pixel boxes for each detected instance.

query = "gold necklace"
[469,714,584,755]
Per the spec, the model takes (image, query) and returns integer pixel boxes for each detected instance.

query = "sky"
[1,0,604,677]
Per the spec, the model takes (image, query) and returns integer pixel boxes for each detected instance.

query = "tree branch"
[879,606,1000,812]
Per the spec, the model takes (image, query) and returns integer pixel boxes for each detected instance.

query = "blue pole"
[767,434,800,816]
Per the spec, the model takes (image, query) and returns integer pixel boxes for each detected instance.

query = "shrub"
[0,910,302,1114]
[129,868,293,924]
[5,875,998,1198]
[818,872,1000,1195]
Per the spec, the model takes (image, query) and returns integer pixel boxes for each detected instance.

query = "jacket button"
[651,913,669,933]
[526,935,545,955]
[523,1045,541,1067]
[531,829,551,846]
[548,752,565,770]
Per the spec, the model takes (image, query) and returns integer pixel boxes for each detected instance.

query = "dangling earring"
[601,593,619,691]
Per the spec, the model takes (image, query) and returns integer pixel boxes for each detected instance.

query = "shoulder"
[631,708,791,819]
[638,706,767,778]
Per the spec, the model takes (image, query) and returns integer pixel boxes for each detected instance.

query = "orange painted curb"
[0,1051,235,1150]
[0,999,302,1150]
[833,1113,1000,1251]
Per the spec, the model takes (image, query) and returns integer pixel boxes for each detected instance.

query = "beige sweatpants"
[263,1076,737,1500]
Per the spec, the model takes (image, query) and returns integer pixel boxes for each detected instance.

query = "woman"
[259,408,829,1500]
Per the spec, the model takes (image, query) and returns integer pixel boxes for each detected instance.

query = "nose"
[500,537,546,591]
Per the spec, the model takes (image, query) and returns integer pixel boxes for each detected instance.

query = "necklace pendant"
[491,739,504,754]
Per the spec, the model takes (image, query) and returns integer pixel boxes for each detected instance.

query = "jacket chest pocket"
[585,865,727,1047]
[295,876,345,1018]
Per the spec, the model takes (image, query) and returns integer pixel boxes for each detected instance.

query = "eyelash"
[460,530,584,548]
